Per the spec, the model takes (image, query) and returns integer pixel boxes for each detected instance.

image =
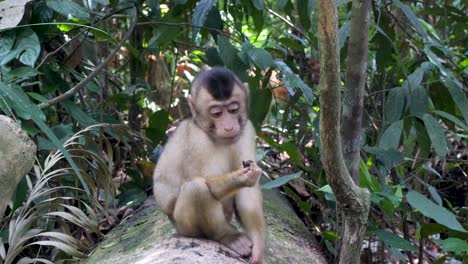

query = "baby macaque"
[153,67,266,263]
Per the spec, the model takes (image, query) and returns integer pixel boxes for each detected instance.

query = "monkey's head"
[188,67,249,145]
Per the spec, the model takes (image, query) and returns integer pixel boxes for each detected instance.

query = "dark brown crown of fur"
[191,67,243,101]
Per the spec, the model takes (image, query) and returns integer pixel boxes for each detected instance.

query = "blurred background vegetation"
[0,0,466,263]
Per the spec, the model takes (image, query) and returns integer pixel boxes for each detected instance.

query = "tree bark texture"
[341,0,372,183]
[0,115,36,222]
[316,1,371,263]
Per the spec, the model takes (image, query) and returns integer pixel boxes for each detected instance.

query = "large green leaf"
[46,0,90,21]
[192,0,217,38]
[146,110,170,144]
[379,120,403,150]
[409,85,429,117]
[406,191,466,233]
[385,87,405,123]
[421,114,449,157]
[249,77,271,129]
[261,171,302,189]
[393,0,428,40]
[273,59,314,105]
[435,238,468,252]
[239,42,273,70]
[0,30,16,58]
[375,229,415,251]
[0,28,40,67]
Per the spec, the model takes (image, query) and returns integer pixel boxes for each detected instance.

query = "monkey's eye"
[227,104,239,114]
[210,111,222,118]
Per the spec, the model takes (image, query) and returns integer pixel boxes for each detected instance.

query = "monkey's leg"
[173,178,253,257]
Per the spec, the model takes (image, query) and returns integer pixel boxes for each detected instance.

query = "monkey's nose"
[224,127,233,132]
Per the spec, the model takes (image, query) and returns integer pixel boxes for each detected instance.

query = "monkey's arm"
[205,166,259,201]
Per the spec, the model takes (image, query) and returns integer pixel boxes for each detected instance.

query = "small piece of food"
[242,160,254,168]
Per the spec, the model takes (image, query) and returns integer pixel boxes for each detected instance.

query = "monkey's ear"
[242,82,250,94]
[187,94,196,116]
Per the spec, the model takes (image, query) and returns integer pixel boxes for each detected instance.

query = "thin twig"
[38,6,138,109]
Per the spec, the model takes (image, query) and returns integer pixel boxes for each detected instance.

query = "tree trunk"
[341,0,372,183]
[82,188,327,264]
[316,1,371,263]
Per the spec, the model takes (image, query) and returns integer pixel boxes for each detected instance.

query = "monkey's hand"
[239,162,261,187]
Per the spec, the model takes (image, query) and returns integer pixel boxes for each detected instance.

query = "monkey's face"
[189,86,247,144]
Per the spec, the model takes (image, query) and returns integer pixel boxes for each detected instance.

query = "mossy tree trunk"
[316,1,371,263]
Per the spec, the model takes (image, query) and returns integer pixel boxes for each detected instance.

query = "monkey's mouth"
[218,135,240,144]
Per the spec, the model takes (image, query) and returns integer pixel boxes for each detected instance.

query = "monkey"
[153,67,266,264]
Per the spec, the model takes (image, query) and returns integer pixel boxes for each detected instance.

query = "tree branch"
[341,0,372,183]
[316,0,371,263]
[38,7,137,109]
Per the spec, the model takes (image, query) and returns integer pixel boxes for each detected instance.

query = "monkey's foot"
[219,233,253,257]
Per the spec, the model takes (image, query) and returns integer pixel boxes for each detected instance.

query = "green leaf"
[192,0,217,38]
[46,0,90,21]
[273,59,314,105]
[297,0,310,31]
[379,120,403,150]
[359,159,381,192]
[0,30,16,58]
[420,223,447,237]
[393,0,428,40]
[0,28,40,67]
[279,141,303,166]
[241,43,273,70]
[217,36,248,81]
[146,110,170,144]
[204,7,223,38]
[261,171,302,189]
[251,0,265,10]
[205,47,224,66]
[62,100,98,128]
[409,85,429,117]
[406,191,466,233]
[443,79,468,126]
[375,229,416,251]
[249,78,271,129]
[435,238,468,252]
[0,83,45,120]
[365,147,404,170]
[386,87,405,123]
[433,110,468,131]
[421,114,449,157]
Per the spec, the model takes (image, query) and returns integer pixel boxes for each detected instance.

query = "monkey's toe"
[220,233,253,257]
